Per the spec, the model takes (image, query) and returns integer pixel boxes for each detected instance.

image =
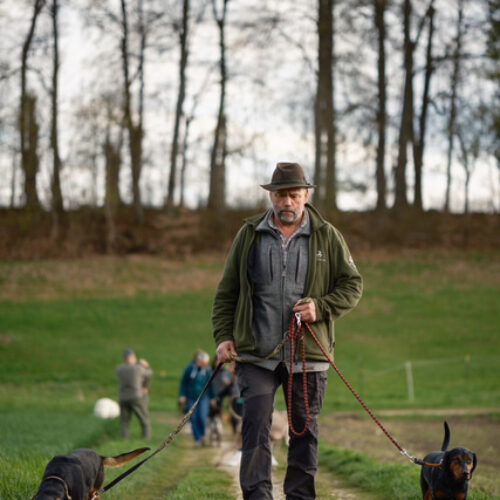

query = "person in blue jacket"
[178,350,216,446]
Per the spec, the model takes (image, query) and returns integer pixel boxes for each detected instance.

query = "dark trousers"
[119,396,150,438]
[236,362,327,500]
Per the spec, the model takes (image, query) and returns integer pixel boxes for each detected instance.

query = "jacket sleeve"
[179,365,190,398]
[314,226,363,322]
[212,226,247,346]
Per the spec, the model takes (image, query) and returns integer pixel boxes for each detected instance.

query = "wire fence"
[357,354,500,403]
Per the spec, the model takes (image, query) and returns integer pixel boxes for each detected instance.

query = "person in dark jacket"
[213,162,363,500]
[115,349,152,439]
[178,350,216,446]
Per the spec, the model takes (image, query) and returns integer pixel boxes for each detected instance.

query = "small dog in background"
[269,410,289,465]
[420,421,477,500]
[31,447,148,500]
[208,405,223,447]
[227,399,289,466]
[270,410,289,447]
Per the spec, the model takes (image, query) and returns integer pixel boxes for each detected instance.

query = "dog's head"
[442,448,477,482]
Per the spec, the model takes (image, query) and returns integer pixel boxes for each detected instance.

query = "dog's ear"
[471,452,477,475]
[441,450,450,469]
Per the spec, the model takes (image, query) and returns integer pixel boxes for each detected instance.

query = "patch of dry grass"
[0,254,225,301]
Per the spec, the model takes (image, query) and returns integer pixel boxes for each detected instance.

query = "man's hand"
[293,298,317,323]
[216,340,237,364]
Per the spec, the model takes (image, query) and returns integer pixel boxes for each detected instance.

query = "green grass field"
[0,251,499,499]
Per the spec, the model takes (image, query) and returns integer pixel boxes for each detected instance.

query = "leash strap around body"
[39,476,72,500]
[292,314,441,468]
[97,363,222,496]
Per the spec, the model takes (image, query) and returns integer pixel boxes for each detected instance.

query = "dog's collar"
[39,475,72,500]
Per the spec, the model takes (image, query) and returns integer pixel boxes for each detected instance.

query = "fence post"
[405,361,415,403]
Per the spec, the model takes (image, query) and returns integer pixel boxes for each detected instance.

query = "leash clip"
[295,312,301,327]
[400,448,415,464]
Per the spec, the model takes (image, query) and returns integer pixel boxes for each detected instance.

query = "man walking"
[116,349,152,439]
[213,162,363,499]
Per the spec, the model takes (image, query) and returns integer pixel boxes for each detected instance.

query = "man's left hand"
[293,298,316,323]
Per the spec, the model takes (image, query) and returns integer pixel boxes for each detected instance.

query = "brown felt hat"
[260,162,316,191]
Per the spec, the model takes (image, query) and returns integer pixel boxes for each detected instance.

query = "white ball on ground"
[94,398,120,419]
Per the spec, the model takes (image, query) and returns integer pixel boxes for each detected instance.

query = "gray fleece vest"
[247,210,310,360]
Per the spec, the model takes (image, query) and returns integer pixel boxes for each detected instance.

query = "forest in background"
[0,0,498,256]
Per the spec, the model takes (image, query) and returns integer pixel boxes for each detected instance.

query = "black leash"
[97,362,222,497]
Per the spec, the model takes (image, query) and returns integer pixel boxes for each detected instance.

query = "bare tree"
[443,0,465,212]
[393,0,415,210]
[165,0,190,214]
[179,69,211,207]
[374,0,387,211]
[393,0,432,211]
[120,0,146,223]
[50,0,64,238]
[412,1,435,211]
[456,102,488,214]
[207,0,229,214]
[20,0,45,210]
[313,0,336,212]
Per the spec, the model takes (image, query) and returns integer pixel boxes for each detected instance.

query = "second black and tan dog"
[31,446,149,500]
[420,421,477,500]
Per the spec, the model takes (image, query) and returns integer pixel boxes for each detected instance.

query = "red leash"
[287,314,441,467]
[286,316,310,436]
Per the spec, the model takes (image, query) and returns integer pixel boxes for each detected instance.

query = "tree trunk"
[166,0,190,213]
[20,0,45,210]
[120,0,143,223]
[50,0,63,238]
[179,114,193,208]
[10,149,17,207]
[104,133,121,251]
[443,0,464,212]
[393,0,414,210]
[207,0,229,214]
[374,0,387,211]
[313,0,336,212]
[412,3,435,211]
[20,93,40,210]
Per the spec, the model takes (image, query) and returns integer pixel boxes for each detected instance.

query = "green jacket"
[212,204,363,361]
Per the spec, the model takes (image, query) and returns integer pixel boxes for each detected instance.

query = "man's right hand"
[216,340,237,364]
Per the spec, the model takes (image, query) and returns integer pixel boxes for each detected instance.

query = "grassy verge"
[318,442,499,500]
[0,412,111,499]
[166,466,234,499]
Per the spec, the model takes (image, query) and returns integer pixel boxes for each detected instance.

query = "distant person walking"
[116,349,152,439]
[178,350,215,446]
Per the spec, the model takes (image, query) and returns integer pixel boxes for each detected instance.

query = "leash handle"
[100,363,222,495]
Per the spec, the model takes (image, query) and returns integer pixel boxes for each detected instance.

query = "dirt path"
[213,430,377,500]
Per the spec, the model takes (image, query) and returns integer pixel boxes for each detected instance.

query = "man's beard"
[276,209,300,225]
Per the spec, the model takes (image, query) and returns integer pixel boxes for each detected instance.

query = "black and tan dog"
[31,447,149,500]
[420,421,477,500]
